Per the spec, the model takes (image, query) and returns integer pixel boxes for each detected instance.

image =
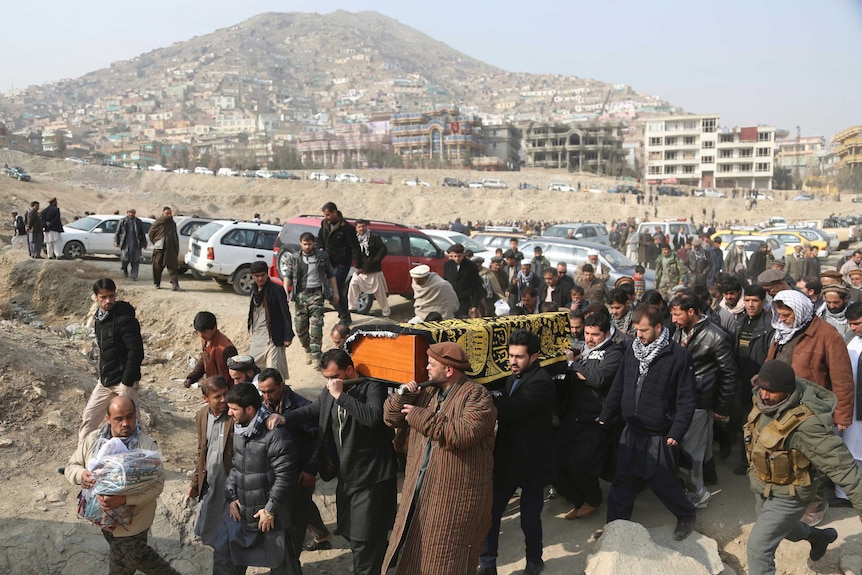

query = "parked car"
[308,172,330,181]
[270,215,446,313]
[470,231,528,251]
[66,157,89,164]
[194,166,214,175]
[548,182,576,192]
[176,168,191,174]
[217,168,238,177]
[585,188,603,194]
[420,230,495,261]
[467,181,484,189]
[370,177,388,185]
[60,214,154,260]
[185,220,282,295]
[792,194,813,201]
[149,164,170,172]
[518,182,538,190]
[481,178,508,189]
[272,170,300,180]
[402,178,431,187]
[3,166,30,181]
[613,184,641,195]
[757,229,829,258]
[255,170,273,179]
[101,160,123,168]
[696,188,725,198]
[174,216,213,275]
[635,221,699,243]
[443,177,466,188]
[240,170,257,178]
[335,173,363,183]
[717,235,786,261]
[543,223,610,245]
[521,239,655,290]
[656,186,686,197]
[852,196,862,204]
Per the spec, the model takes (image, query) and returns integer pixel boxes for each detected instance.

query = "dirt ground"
[0,152,860,575]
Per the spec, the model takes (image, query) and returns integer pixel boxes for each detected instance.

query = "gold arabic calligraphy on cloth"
[399,312,569,385]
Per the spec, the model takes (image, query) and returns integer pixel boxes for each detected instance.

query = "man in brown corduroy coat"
[381,342,497,575]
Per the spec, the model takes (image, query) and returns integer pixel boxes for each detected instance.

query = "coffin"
[347,312,570,386]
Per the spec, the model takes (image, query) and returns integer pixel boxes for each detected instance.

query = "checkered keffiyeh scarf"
[632,326,670,376]
[235,406,272,438]
[771,289,814,346]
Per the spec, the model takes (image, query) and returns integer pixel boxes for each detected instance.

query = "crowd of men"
[57,199,862,575]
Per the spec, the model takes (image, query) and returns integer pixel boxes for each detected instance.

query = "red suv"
[270,215,447,314]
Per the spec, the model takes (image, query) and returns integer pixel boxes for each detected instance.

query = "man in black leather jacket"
[215,382,303,575]
[669,293,737,509]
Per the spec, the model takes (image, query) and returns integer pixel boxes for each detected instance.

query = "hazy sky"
[2,0,860,138]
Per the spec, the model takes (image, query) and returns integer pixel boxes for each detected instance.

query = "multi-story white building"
[644,114,775,190]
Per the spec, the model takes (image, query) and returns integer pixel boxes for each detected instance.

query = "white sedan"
[402,178,431,187]
[60,214,154,260]
[335,173,363,183]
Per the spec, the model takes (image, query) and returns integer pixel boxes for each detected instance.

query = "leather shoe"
[476,567,497,575]
[576,502,598,519]
[564,507,580,520]
[523,560,544,575]
[673,519,695,541]
[809,527,837,561]
[303,539,333,551]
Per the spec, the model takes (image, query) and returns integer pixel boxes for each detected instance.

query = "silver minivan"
[635,221,698,241]
[481,178,508,189]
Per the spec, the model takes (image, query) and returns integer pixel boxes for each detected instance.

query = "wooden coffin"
[351,333,429,385]
[348,312,569,386]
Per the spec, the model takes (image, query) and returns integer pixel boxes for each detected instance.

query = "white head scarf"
[771,289,815,345]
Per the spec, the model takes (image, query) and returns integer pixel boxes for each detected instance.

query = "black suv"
[442,177,466,187]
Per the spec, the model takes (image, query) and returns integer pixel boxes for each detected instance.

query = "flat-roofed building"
[644,114,775,190]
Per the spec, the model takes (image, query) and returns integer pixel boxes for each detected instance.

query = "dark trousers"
[121,259,141,280]
[213,547,302,575]
[305,485,330,542]
[101,529,179,575]
[28,231,43,258]
[606,430,696,523]
[333,263,351,323]
[479,482,545,568]
[348,536,389,575]
[556,470,602,508]
[152,250,178,287]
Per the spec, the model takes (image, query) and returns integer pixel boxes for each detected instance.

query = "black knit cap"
[758,360,796,393]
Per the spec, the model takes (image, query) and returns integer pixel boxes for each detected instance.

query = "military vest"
[744,403,816,497]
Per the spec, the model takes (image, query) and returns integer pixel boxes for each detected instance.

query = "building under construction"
[523,122,625,175]
[390,108,484,164]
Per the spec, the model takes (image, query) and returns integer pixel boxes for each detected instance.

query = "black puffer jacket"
[601,337,696,441]
[95,301,144,386]
[671,317,738,416]
[225,419,300,529]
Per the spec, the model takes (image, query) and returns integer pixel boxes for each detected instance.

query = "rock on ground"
[586,520,724,575]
